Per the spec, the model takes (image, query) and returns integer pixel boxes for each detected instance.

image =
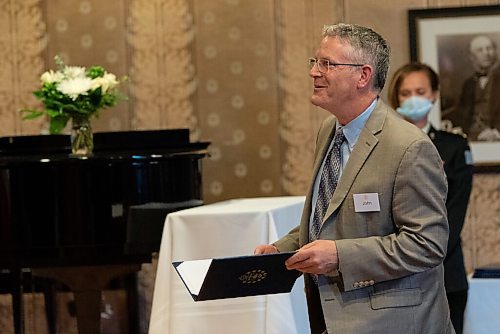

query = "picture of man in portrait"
[444,34,500,141]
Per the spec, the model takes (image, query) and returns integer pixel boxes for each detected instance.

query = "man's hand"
[285,240,339,274]
[254,244,279,255]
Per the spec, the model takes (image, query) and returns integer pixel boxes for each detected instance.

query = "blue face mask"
[396,96,433,121]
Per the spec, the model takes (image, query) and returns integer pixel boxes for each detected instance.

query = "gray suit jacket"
[275,100,455,334]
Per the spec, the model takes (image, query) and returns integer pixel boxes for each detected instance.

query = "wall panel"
[0,0,45,136]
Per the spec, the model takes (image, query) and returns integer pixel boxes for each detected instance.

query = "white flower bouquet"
[22,55,126,134]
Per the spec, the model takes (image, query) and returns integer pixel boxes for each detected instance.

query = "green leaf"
[87,66,105,78]
[45,108,59,117]
[49,114,70,134]
[20,110,44,120]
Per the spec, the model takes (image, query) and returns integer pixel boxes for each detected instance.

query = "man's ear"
[357,64,373,89]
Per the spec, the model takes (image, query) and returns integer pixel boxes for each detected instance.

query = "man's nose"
[309,65,322,77]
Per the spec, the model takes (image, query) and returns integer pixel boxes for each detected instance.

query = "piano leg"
[3,269,59,334]
[41,279,57,334]
[10,268,24,334]
[32,264,142,334]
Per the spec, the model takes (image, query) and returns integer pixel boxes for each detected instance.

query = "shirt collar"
[422,122,431,134]
[337,98,378,150]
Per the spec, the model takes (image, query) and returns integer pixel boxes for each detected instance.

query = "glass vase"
[71,116,94,156]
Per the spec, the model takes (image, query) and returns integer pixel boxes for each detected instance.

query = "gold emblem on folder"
[239,269,267,284]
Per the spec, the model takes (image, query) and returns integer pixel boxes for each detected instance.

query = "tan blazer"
[275,100,455,334]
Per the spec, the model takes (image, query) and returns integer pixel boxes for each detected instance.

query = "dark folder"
[172,252,301,301]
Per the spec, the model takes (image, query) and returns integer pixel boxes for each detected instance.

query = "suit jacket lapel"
[322,101,387,224]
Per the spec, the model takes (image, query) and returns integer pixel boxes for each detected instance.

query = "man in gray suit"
[255,23,454,334]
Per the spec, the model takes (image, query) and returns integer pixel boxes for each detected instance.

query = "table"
[148,196,310,334]
[464,278,500,334]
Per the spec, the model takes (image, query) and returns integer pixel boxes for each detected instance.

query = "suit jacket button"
[369,280,375,285]
[353,282,359,288]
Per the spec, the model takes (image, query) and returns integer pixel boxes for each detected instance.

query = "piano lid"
[0,134,70,155]
[0,128,199,156]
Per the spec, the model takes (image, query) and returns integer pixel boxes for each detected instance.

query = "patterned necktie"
[310,128,346,241]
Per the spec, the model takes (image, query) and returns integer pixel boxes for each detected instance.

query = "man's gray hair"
[323,23,391,91]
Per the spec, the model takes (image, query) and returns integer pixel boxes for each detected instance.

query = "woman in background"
[388,62,474,334]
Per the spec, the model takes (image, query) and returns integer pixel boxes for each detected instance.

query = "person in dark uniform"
[388,62,474,334]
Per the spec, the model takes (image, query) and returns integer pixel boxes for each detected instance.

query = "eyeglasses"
[308,58,363,73]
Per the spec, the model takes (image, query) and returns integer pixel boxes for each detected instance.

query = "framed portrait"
[409,5,500,166]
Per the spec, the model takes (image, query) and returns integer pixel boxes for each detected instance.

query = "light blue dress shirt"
[309,98,378,233]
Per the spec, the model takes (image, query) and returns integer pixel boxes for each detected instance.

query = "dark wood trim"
[474,164,500,174]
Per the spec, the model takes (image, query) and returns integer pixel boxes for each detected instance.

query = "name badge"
[353,193,380,212]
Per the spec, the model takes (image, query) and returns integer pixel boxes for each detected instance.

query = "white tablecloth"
[149,196,310,334]
[464,278,500,334]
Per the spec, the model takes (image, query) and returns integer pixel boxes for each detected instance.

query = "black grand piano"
[0,129,209,334]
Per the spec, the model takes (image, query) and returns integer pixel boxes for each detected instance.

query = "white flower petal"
[41,70,64,83]
[63,66,87,79]
[57,77,93,100]
[91,73,119,93]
